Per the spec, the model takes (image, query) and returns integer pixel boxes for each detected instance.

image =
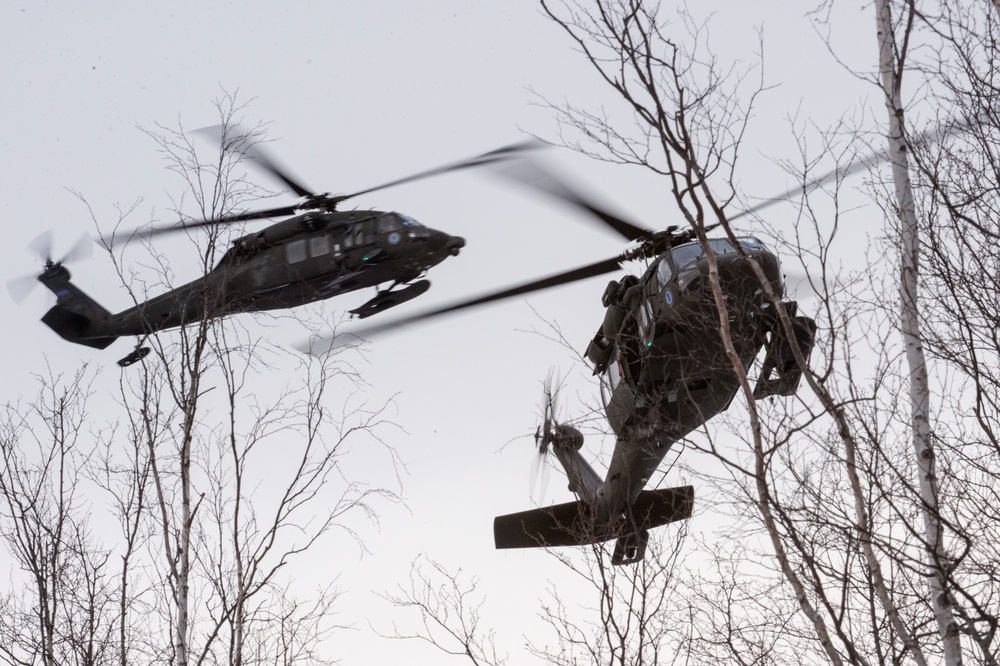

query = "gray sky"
[1,2,877,663]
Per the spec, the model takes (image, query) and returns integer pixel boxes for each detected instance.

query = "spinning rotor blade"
[730,119,968,224]
[59,233,94,264]
[496,159,653,242]
[531,372,558,505]
[7,274,40,304]
[26,230,93,265]
[128,138,544,242]
[27,229,54,262]
[8,232,93,303]
[302,255,626,352]
[195,124,314,198]
[131,203,301,240]
[238,142,313,199]
[333,139,546,204]
[729,157,879,224]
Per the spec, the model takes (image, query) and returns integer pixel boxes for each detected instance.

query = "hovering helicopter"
[10,133,535,367]
[316,158,821,565]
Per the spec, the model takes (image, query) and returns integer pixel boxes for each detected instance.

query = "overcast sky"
[1,2,881,663]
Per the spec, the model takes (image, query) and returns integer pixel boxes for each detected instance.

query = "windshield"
[397,213,423,228]
[671,243,702,270]
[736,236,768,252]
[670,239,736,269]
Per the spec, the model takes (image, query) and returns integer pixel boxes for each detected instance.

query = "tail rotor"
[530,370,562,504]
[7,231,93,303]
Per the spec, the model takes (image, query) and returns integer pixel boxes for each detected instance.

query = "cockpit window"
[671,239,736,269]
[671,243,703,269]
[656,255,674,289]
[397,213,423,228]
[737,236,767,251]
[707,238,736,255]
[376,214,403,233]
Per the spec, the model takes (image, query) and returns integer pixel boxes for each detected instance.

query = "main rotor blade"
[336,139,546,203]
[195,124,314,198]
[122,204,301,240]
[302,255,625,352]
[494,159,654,242]
[730,119,967,223]
[729,156,879,223]
[241,144,314,199]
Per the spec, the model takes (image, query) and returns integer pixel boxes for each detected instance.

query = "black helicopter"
[316,158,819,565]
[11,134,535,367]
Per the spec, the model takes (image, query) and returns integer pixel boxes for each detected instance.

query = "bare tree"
[526,1,1000,665]
[0,366,117,666]
[379,556,507,666]
[1,94,399,665]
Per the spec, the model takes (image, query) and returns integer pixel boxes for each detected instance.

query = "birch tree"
[874,0,962,662]
[533,0,1000,664]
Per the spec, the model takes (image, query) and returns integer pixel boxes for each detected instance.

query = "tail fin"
[494,485,693,560]
[39,265,117,349]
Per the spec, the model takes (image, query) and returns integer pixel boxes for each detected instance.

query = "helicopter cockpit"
[598,236,779,424]
[655,237,770,290]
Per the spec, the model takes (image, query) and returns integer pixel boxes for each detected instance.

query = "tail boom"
[38,265,117,349]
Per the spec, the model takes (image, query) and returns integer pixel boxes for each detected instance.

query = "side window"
[286,239,307,264]
[355,227,364,246]
[343,230,354,249]
[310,235,331,257]
[607,357,623,391]
[638,299,653,343]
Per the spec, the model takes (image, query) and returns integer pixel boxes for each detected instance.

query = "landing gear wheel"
[118,346,151,367]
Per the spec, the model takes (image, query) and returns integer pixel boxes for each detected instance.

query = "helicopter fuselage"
[588,236,783,524]
[38,210,465,353]
[494,236,817,564]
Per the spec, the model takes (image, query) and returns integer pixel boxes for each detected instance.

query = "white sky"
[1,2,880,663]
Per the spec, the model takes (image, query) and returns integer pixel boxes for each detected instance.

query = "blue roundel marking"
[388,232,401,245]
[665,291,674,306]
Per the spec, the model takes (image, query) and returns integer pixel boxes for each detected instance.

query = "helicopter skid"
[350,279,431,319]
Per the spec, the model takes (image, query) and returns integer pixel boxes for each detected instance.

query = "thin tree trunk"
[875,1,963,663]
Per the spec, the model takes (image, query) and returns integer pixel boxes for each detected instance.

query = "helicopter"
[10,133,536,367]
[311,157,821,565]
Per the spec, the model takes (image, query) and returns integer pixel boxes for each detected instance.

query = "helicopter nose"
[446,235,465,256]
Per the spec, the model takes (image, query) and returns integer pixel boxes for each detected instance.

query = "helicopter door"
[362,219,377,245]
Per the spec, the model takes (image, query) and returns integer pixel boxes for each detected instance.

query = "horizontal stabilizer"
[494,485,693,551]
